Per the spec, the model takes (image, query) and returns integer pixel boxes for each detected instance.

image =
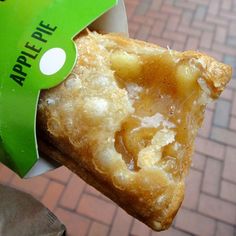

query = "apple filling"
[111,50,204,180]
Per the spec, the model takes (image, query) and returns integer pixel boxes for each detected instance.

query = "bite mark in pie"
[37,31,232,231]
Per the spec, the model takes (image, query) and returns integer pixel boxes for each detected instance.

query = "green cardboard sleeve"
[0,0,128,177]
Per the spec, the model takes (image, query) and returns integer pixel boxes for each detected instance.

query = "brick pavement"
[0,0,236,235]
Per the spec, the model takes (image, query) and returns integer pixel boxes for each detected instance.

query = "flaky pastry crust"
[37,31,231,231]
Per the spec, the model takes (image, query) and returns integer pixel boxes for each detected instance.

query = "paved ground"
[1,0,236,235]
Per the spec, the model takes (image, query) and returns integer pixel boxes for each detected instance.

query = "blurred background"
[1,0,236,235]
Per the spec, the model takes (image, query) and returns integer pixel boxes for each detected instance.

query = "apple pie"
[37,31,232,231]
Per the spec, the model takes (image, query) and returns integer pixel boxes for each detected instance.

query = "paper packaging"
[0,0,128,178]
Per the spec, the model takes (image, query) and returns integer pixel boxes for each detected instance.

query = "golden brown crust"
[37,32,232,231]
[181,51,231,97]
